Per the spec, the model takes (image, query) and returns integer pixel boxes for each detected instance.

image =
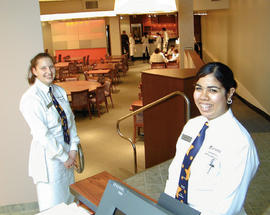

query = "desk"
[56,80,100,95]
[141,51,203,168]
[70,171,156,213]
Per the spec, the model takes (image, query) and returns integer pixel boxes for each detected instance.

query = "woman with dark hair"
[165,62,259,215]
[20,53,80,211]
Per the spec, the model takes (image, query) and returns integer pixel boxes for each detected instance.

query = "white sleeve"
[20,95,69,162]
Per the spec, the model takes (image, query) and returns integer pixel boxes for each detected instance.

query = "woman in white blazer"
[20,53,80,212]
[165,62,259,215]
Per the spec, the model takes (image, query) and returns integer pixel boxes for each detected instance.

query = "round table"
[55,80,101,95]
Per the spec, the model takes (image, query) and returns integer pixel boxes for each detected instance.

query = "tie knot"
[49,86,52,93]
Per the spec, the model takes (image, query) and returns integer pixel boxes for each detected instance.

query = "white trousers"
[36,152,75,212]
[36,180,74,211]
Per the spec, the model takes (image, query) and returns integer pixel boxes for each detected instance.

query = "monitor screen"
[95,180,175,215]
[113,208,126,215]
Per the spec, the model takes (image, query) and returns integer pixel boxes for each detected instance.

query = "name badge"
[47,101,53,109]
[181,134,192,142]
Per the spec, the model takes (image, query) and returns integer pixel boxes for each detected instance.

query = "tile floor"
[1,61,269,214]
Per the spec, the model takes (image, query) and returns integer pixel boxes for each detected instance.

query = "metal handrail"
[116,91,190,173]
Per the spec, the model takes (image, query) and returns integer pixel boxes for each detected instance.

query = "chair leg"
[105,100,109,112]
[110,96,114,108]
[88,104,92,120]
[97,103,101,117]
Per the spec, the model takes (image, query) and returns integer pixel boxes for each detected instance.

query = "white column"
[109,16,122,56]
[177,0,194,68]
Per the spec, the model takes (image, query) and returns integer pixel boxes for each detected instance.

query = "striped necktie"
[49,87,70,144]
[175,122,209,203]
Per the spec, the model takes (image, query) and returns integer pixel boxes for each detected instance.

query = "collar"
[35,78,52,94]
[208,109,233,127]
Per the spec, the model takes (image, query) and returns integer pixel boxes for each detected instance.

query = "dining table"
[55,80,101,95]
[93,63,116,70]
[69,56,83,63]
[104,59,123,64]
[54,62,69,68]
[87,69,111,76]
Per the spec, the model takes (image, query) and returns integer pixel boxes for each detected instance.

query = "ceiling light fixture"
[40,10,116,21]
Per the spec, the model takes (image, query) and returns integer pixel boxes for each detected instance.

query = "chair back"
[151,62,166,69]
[58,68,69,81]
[83,71,88,80]
[58,54,62,62]
[95,86,106,104]
[104,80,112,95]
[132,104,143,126]
[64,55,71,62]
[71,89,89,109]
[86,55,90,65]
[83,56,86,65]
[166,61,179,68]
[68,62,79,74]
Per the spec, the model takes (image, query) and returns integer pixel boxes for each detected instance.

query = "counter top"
[142,68,197,79]
[124,159,172,201]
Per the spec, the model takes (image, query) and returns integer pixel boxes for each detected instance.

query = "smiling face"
[32,57,55,86]
[193,73,235,120]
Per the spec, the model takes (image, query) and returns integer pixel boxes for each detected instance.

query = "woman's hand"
[69,150,77,161]
[64,150,77,168]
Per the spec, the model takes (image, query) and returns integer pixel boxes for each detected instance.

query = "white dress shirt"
[20,79,80,184]
[141,35,150,54]
[155,35,162,49]
[169,53,179,62]
[129,36,136,56]
[150,52,168,64]
[164,109,259,215]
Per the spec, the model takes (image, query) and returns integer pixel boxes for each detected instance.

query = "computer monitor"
[95,180,175,215]
[158,192,201,215]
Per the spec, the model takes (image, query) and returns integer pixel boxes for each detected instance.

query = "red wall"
[55,48,107,61]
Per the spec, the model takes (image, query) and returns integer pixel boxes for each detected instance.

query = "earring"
[227,98,232,105]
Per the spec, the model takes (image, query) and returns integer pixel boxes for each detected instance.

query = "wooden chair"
[76,56,86,72]
[104,80,114,108]
[58,67,69,81]
[166,61,179,68]
[63,55,71,62]
[68,62,79,74]
[130,100,144,143]
[151,62,166,69]
[84,71,99,82]
[70,89,92,119]
[58,54,62,62]
[90,86,109,117]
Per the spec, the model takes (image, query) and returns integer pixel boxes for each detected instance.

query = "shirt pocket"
[193,153,221,188]
[46,106,60,129]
